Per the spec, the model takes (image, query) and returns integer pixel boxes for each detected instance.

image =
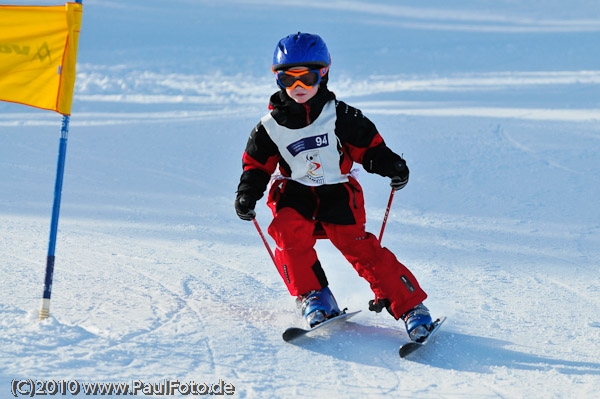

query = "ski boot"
[297,287,341,328]
[402,303,433,342]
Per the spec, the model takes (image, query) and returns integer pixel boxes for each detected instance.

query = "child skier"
[235,32,433,341]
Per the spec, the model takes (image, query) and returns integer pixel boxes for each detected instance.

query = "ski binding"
[399,316,446,358]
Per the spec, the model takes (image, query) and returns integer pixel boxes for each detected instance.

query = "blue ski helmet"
[272,32,331,72]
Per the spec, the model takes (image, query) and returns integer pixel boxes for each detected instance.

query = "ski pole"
[253,217,277,267]
[378,187,395,243]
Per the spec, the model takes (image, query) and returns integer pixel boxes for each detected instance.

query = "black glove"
[390,159,409,191]
[235,194,256,221]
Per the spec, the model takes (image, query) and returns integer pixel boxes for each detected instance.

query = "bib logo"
[305,151,324,184]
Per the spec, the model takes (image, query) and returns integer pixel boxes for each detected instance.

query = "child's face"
[284,67,319,104]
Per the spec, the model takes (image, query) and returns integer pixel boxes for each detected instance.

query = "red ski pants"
[267,207,427,318]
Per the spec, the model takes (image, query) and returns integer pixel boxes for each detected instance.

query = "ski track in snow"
[2,1,600,398]
[1,68,599,127]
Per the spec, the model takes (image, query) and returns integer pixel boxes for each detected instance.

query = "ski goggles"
[273,65,329,89]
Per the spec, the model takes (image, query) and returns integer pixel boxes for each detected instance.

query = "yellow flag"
[0,2,82,115]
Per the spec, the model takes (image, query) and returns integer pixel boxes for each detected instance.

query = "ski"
[282,310,361,342]
[399,316,446,358]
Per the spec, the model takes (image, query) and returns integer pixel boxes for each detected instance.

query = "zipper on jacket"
[303,103,311,125]
[310,186,320,219]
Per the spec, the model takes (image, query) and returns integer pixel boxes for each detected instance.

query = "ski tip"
[282,327,306,342]
[399,342,421,358]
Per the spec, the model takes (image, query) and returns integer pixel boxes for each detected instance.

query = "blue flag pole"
[39,114,70,320]
[38,0,83,321]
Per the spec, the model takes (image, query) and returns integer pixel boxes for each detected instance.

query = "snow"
[1,0,600,398]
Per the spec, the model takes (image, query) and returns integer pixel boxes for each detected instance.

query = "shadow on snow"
[285,321,600,376]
